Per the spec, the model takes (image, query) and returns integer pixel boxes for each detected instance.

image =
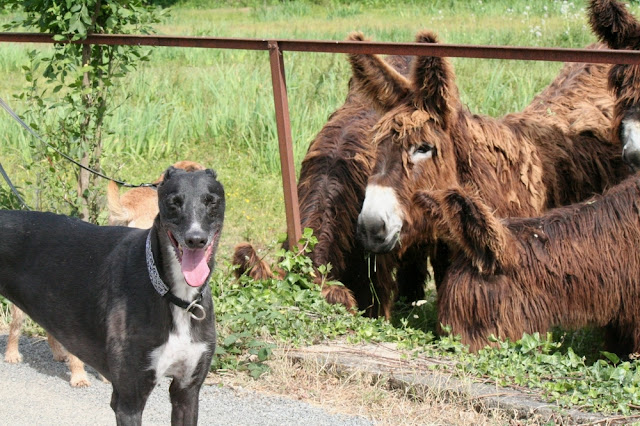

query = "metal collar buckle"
[186,300,207,321]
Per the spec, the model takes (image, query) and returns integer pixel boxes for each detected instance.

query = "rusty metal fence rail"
[1,32,640,248]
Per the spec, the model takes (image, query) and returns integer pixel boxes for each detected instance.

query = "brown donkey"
[234,56,417,319]
[415,177,640,354]
[589,0,640,170]
[349,30,628,301]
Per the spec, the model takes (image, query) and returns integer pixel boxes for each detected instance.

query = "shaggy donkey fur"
[589,0,640,170]
[349,30,628,295]
[414,176,640,354]
[233,55,417,319]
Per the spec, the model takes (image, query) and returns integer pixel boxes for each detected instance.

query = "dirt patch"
[212,341,628,425]
[210,343,506,425]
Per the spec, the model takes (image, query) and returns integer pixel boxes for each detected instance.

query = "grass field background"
[1,0,628,263]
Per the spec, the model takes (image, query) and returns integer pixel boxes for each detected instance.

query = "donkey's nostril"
[357,215,387,245]
[623,148,640,172]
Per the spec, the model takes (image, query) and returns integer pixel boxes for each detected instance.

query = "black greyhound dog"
[0,166,225,425]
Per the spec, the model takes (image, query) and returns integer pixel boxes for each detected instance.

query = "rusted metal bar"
[278,39,640,65]
[0,32,270,51]
[1,32,640,64]
[3,30,640,246]
[268,40,302,249]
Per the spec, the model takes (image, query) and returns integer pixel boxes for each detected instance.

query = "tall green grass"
[1,0,637,259]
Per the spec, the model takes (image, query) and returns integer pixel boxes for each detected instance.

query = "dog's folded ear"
[205,169,217,179]
[162,166,179,182]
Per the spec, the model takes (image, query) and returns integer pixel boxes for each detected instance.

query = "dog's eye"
[166,195,183,212]
[203,195,216,206]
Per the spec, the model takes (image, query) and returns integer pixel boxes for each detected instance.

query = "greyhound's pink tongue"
[181,248,210,287]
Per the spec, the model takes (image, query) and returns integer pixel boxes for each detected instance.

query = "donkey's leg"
[396,244,431,303]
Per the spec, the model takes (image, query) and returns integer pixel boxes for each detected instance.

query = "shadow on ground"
[0,334,102,384]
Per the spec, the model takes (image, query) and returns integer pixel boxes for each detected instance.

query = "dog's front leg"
[169,379,202,426]
[110,385,153,426]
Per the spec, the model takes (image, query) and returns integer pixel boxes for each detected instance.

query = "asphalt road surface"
[0,334,373,426]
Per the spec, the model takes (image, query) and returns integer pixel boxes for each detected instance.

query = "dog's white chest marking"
[149,309,207,386]
[149,251,208,386]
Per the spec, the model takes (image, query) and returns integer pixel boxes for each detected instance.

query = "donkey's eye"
[411,144,435,161]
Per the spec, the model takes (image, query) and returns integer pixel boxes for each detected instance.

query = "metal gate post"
[268,41,302,249]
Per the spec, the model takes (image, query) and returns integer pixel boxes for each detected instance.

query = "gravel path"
[0,334,373,426]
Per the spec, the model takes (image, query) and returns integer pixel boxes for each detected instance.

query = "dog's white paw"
[70,374,91,388]
[4,351,23,363]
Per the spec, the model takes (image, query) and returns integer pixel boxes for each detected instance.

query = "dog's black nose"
[185,232,208,249]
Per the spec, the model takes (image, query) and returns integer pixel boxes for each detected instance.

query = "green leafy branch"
[5,0,164,220]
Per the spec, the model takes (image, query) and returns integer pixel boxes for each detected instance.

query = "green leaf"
[258,347,271,362]
[222,334,238,346]
[68,15,83,34]
[601,351,620,365]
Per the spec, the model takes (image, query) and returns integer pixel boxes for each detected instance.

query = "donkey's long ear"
[410,31,458,128]
[413,189,448,241]
[347,32,412,113]
[414,190,444,223]
[589,0,640,49]
[438,188,518,274]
